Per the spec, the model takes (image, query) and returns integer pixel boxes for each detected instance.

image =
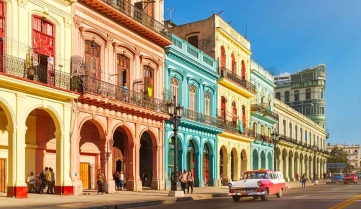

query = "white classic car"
[228,170,286,202]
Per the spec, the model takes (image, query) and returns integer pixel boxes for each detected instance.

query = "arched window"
[220,46,226,68]
[261,125,265,135]
[241,60,246,79]
[232,101,237,123]
[242,105,246,128]
[117,54,130,87]
[205,92,211,116]
[221,96,226,119]
[231,53,236,73]
[306,88,311,100]
[171,78,179,103]
[85,40,101,79]
[144,65,154,97]
[189,85,196,111]
[294,90,299,101]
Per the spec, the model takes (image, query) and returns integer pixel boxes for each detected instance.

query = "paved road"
[138,181,361,209]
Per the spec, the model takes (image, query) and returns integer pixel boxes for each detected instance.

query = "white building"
[327,144,361,171]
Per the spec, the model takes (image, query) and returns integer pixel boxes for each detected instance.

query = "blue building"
[164,35,223,188]
[250,60,279,170]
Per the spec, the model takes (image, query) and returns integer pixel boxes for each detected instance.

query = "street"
[138,181,361,209]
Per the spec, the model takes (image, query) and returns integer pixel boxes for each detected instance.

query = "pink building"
[71,0,172,194]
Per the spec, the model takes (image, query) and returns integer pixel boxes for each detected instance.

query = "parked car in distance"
[228,169,286,202]
[343,173,358,184]
[331,173,344,183]
[356,172,361,179]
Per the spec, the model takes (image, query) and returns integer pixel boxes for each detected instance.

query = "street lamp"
[312,142,318,182]
[167,95,183,194]
[271,128,279,171]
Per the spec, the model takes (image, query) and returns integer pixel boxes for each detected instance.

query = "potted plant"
[147,84,153,97]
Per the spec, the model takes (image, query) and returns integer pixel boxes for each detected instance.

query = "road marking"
[328,194,361,209]
[294,195,307,199]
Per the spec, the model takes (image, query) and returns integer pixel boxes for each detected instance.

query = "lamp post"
[167,95,183,195]
[271,128,279,171]
[312,142,318,182]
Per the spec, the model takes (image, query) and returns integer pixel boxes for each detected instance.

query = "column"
[284,154,289,181]
[151,146,159,190]
[126,143,135,191]
[208,154,216,186]
[194,151,202,187]
[105,118,115,194]
[71,110,82,195]
[234,156,239,181]
[134,142,142,191]
[290,155,295,181]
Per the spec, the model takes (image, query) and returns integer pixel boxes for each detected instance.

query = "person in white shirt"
[119,171,125,190]
[27,172,37,193]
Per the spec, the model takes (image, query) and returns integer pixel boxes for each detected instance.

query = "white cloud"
[277,72,291,77]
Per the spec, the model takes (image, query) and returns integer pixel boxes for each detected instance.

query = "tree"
[327,147,350,173]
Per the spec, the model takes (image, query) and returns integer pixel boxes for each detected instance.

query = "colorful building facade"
[250,60,278,170]
[164,35,222,189]
[70,0,172,194]
[0,0,77,198]
[169,14,256,185]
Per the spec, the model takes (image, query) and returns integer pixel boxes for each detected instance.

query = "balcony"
[181,108,221,128]
[254,133,272,144]
[79,0,172,47]
[218,67,256,96]
[74,75,168,114]
[0,54,72,90]
[251,104,279,122]
[217,109,254,138]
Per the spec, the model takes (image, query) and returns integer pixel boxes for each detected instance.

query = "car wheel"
[232,195,240,202]
[276,189,283,198]
[261,189,269,201]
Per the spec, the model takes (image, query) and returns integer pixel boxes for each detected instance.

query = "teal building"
[250,60,279,170]
[164,35,223,188]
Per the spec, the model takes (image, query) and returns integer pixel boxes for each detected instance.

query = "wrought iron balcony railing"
[255,133,272,144]
[218,67,256,93]
[100,0,171,40]
[251,104,279,121]
[181,108,221,127]
[74,75,167,113]
[0,54,72,90]
[277,134,327,154]
[216,109,254,137]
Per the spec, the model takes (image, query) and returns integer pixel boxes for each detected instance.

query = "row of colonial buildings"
[0,0,329,198]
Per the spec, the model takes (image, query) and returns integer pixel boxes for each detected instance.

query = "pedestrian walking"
[38,167,48,194]
[27,172,37,193]
[179,170,188,194]
[119,171,125,190]
[300,173,307,188]
[97,169,105,195]
[187,171,194,194]
[46,168,53,194]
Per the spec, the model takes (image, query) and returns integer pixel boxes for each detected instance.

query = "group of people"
[26,167,55,194]
[113,170,125,190]
[178,170,194,194]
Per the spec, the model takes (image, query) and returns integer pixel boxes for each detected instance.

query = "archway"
[25,108,60,194]
[267,152,272,170]
[167,135,183,188]
[219,145,228,185]
[0,103,13,194]
[240,149,247,174]
[139,132,153,188]
[202,142,212,186]
[260,151,266,169]
[79,120,105,190]
[252,149,259,170]
[112,125,133,190]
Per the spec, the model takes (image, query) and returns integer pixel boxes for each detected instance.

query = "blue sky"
[165,0,361,145]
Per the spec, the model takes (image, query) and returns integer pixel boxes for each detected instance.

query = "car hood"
[231,179,260,188]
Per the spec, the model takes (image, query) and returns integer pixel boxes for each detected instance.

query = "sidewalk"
[0,181,325,209]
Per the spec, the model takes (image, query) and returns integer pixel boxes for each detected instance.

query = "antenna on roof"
[245,25,248,39]
[228,20,233,24]
[166,8,175,20]
[217,10,223,15]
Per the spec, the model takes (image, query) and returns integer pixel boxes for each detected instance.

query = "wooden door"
[79,162,90,190]
[0,158,6,192]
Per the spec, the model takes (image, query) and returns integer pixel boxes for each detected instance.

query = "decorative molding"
[63,17,72,28]
[29,0,72,20]
[73,17,81,29]
[17,0,28,7]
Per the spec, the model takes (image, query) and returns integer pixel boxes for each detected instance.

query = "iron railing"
[74,75,168,113]
[277,134,328,154]
[255,133,272,144]
[216,109,254,137]
[251,104,279,121]
[101,0,172,40]
[182,108,221,127]
[0,54,72,90]
[218,67,256,93]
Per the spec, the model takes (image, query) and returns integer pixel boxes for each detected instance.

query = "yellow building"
[169,14,256,185]
[0,0,77,198]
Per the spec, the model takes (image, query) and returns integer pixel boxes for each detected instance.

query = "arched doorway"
[252,149,259,170]
[240,149,247,175]
[0,103,13,194]
[260,151,266,169]
[139,132,153,188]
[25,108,59,194]
[167,135,183,188]
[79,120,105,191]
[219,145,228,185]
[187,139,199,178]
[267,152,272,170]
[202,142,214,186]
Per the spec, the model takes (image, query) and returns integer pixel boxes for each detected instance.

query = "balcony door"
[143,65,154,97]
[85,40,101,93]
[221,96,226,119]
[232,101,237,123]
[0,1,5,72]
[241,60,245,79]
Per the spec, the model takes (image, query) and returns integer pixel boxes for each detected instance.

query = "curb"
[84,193,228,209]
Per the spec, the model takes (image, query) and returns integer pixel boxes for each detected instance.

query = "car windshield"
[243,172,269,179]
[334,174,342,177]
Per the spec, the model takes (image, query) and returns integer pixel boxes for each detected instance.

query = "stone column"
[151,146,159,190]
[194,151,202,187]
[284,154,289,181]
[134,142,142,191]
[225,151,231,184]
[105,118,115,194]
[208,154,216,186]
[126,143,135,191]
[290,155,295,181]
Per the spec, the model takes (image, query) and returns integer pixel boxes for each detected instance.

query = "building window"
[320,90,324,99]
[0,0,5,57]
[283,120,286,136]
[289,123,292,138]
[261,125,265,135]
[276,92,281,100]
[305,130,307,143]
[144,65,154,97]
[189,85,196,111]
[220,46,226,68]
[188,35,198,48]
[85,40,101,79]
[268,128,271,138]
[295,125,298,141]
[300,128,303,142]
[253,122,257,137]
[221,96,226,119]
[232,101,237,123]
[294,90,299,101]
[319,107,324,114]
[205,92,211,116]
[117,54,130,87]
[231,53,236,73]
[261,89,264,104]
[268,93,271,106]
[171,78,179,103]
[242,105,246,128]
[306,88,311,100]
[305,107,311,115]
[241,60,246,79]
[285,91,290,103]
